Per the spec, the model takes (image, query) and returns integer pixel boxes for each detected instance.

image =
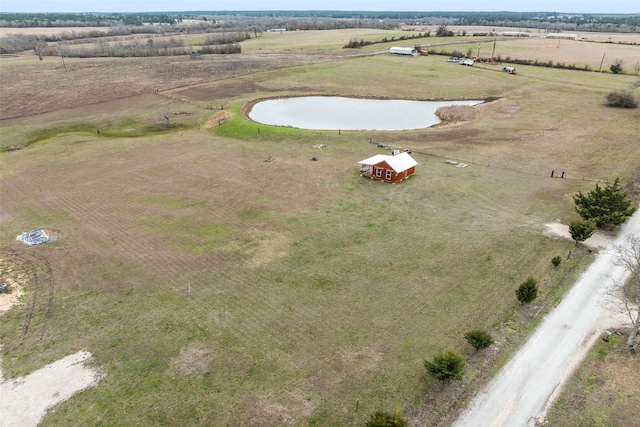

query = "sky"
[0,1,638,14]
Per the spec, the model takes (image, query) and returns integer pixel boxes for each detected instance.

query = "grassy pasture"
[0,29,639,426]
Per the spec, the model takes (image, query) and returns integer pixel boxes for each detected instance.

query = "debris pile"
[19,229,50,245]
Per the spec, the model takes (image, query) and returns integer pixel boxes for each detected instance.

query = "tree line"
[2,11,636,32]
[34,34,245,58]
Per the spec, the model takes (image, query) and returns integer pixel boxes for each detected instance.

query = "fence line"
[366,137,609,184]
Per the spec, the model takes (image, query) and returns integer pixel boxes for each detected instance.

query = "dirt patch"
[543,222,613,249]
[249,390,319,427]
[203,110,231,128]
[0,257,28,314]
[167,344,214,378]
[0,350,103,427]
[243,230,291,268]
[0,278,23,314]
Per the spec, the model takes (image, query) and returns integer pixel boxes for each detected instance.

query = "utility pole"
[60,53,68,72]
[599,52,606,72]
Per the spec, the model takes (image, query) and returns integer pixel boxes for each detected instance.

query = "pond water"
[248,96,484,131]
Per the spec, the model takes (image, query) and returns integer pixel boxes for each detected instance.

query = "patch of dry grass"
[436,105,480,122]
[544,332,640,427]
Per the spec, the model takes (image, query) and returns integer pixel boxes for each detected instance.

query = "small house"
[358,151,418,183]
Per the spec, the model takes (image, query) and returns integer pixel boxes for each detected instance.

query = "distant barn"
[389,46,418,56]
[544,33,578,40]
[358,151,418,183]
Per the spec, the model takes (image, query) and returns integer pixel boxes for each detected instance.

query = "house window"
[386,170,392,180]
[376,168,382,177]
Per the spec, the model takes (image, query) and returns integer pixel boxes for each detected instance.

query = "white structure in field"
[389,46,417,56]
[543,33,578,40]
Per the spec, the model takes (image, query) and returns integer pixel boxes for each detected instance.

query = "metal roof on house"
[358,152,418,173]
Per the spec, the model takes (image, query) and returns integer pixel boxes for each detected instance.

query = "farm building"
[358,151,418,183]
[389,46,418,56]
[543,33,579,40]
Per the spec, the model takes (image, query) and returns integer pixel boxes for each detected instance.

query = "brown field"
[0,26,639,426]
[0,51,347,121]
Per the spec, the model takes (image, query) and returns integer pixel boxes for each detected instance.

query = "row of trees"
[0,21,234,53]
[0,12,179,27]
[30,32,247,58]
[343,32,429,48]
[569,179,639,352]
[2,10,637,29]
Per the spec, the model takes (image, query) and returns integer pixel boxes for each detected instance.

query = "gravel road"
[452,209,640,427]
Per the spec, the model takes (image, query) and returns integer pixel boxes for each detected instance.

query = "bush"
[606,91,638,108]
[366,411,408,427]
[424,350,465,381]
[569,219,596,244]
[516,277,538,304]
[551,256,562,267]
[610,62,623,74]
[464,329,495,351]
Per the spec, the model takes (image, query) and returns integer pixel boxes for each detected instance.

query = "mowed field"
[0,28,639,426]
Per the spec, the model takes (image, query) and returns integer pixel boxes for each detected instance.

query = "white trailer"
[389,46,417,56]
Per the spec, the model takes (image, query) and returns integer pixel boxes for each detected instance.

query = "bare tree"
[34,39,47,60]
[436,23,451,37]
[612,234,640,352]
[160,107,171,124]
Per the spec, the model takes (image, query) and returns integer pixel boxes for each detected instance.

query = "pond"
[247,96,484,131]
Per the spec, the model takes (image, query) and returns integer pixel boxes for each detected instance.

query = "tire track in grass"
[0,249,54,350]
